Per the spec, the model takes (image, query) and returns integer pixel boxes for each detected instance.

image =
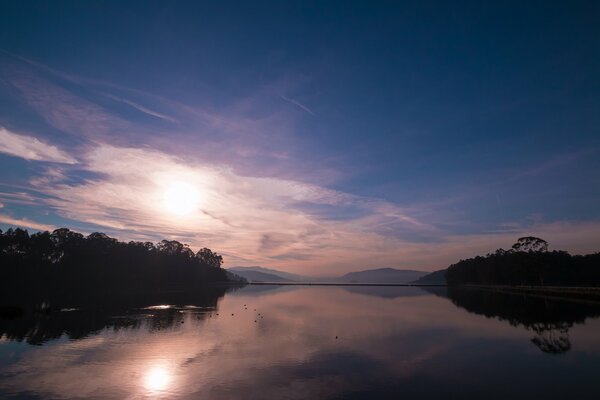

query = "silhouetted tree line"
[0,227,242,297]
[445,237,600,286]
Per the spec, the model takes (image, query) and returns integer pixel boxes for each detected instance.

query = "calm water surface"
[1,285,600,399]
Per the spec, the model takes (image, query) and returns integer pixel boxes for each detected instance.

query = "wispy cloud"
[509,149,596,181]
[0,127,77,164]
[280,95,315,115]
[28,167,68,187]
[0,190,46,206]
[3,76,112,139]
[102,93,179,124]
[0,214,55,232]
[2,53,330,183]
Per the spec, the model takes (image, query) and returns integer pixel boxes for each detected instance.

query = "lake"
[2,285,600,399]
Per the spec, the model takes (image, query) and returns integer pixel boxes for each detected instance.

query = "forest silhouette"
[0,227,242,301]
[445,237,600,286]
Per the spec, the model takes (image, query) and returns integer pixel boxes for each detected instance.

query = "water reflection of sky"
[1,286,600,399]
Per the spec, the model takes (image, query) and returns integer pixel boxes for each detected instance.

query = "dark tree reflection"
[530,322,571,354]
[425,286,600,354]
[0,288,235,345]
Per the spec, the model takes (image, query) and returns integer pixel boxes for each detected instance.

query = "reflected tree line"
[426,286,600,354]
[0,289,232,345]
[446,237,600,286]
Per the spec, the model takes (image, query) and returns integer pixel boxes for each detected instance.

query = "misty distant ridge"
[227,266,307,282]
[227,266,428,284]
[338,268,427,283]
[226,268,290,283]
[413,269,447,284]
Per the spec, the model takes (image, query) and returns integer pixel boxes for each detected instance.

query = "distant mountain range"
[227,266,431,284]
[227,269,289,282]
[227,266,307,282]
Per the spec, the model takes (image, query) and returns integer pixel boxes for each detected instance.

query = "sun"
[163,181,201,216]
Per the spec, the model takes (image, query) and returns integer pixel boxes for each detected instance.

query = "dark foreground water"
[2,285,600,399]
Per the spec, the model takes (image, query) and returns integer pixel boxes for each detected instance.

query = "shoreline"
[247,282,447,287]
[247,282,600,300]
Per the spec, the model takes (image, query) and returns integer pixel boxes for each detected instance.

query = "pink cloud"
[0,214,55,232]
[0,127,76,164]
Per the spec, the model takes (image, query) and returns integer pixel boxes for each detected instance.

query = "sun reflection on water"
[144,365,172,392]
[143,305,173,310]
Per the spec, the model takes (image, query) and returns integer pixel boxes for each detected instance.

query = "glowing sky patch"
[163,181,202,216]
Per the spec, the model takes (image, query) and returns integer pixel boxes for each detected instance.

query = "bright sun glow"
[144,366,171,392]
[163,181,201,216]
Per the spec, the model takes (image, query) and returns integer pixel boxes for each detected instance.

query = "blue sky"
[0,1,599,274]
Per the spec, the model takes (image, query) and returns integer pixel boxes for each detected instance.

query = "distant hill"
[228,266,307,281]
[226,268,292,282]
[413,269,447,284]
[228,266,431,284]
[335,268,427,284]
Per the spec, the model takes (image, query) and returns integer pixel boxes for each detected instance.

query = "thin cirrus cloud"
[1,55,331,184]
[0,127,77,164]
[101,93,180,124]
[280,95,315,116]
[0,213,55,232]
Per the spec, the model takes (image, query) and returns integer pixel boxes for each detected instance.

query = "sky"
[0,1,599,275]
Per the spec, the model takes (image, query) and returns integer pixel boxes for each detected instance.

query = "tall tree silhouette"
[511,236,549,253]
